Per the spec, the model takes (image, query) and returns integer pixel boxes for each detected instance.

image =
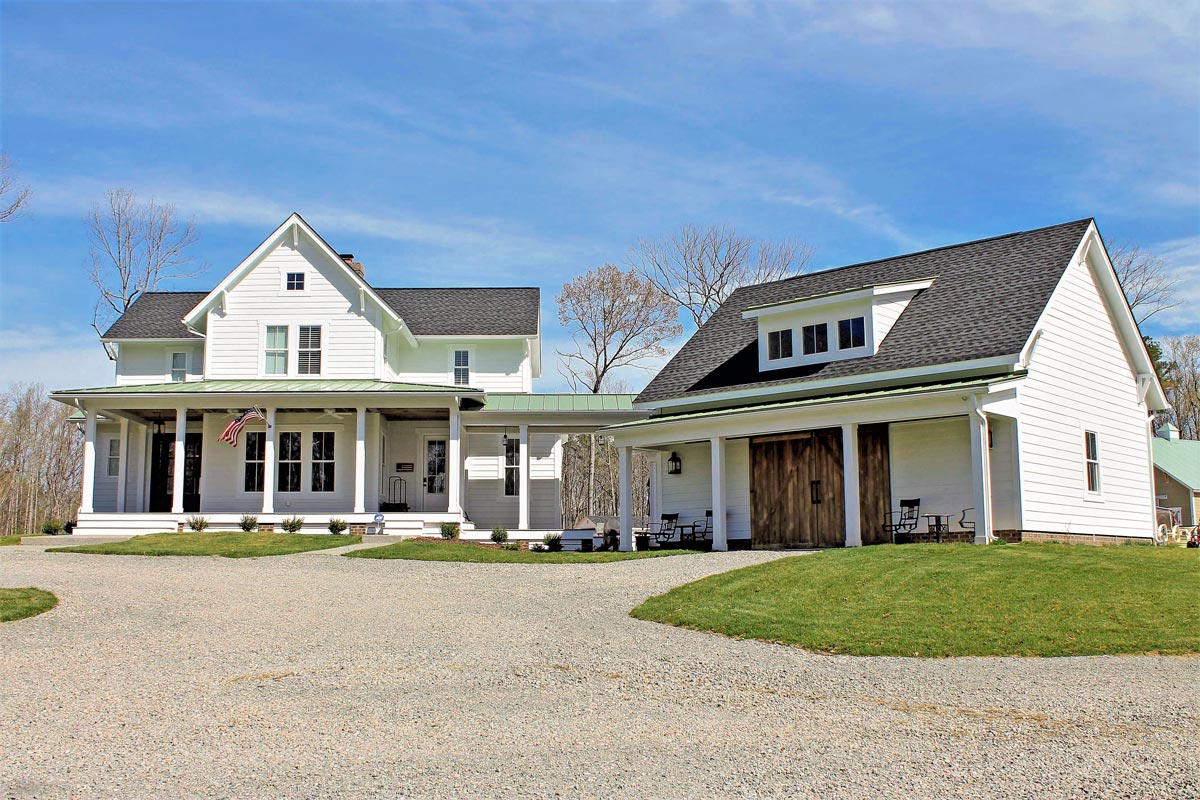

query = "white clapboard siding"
[1016,254,1154,537]
[387,338,530,392]
[205,239,382,380]
[530,433,563,529]
[661,439,751,541]
[464,431,561,529]
[89,424,122,512]
[116,342,204,385]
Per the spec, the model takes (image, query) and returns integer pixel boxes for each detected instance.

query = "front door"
[422,437,448,512]
[149,432,202,513]
[750,428,845,548]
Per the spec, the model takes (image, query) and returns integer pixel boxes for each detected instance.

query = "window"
[278,431,301,492]
[802,323,828,355]
[504,436,520,496]
[838,317,865,350]
[1084,431,1101,493]
[425,440,447,494]
[453,349,470,385]
[312,432,335,492]
[298,326,322,375]
[285,272,305,291]
[767,329,793,360]
[106,438,120,478]
[265,326,288,375]
[244,431,265,492]
[170,352,187,382]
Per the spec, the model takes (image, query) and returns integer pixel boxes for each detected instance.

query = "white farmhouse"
[606,219,1168,549]
[54,214,644,536]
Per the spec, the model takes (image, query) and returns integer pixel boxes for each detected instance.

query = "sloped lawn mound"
[49,531,359,558]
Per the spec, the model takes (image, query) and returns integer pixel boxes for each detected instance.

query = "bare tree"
[88,189,204,342]
[0,154,32,223]
[629,223,814,327]
[0,384,82,535]
[1159,336,1200,440]
[1109,241,1180,325]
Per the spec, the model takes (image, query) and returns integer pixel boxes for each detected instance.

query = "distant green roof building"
[1152,424,1200,526]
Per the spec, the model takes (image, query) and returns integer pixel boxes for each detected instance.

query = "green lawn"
[48,531,360,558]
[632,543,1200,657]
[0,588,58,622]
[0,535,23,546]
[347,539,698,563]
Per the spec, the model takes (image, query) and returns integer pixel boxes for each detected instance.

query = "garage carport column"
[353,406,367,514]
[518,424,530,530]
[80,408,97,513]
[171,406,187,514]
[969,396,994,544]
[711,436,728,552]
[618,445,633,551]
[261,407,276,514]
[448,404,462,514]
[842,423,861,546]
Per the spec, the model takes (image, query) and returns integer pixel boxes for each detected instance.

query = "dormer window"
[838,317,865,350]
[767,329,793,361]
[285,272,305,291]
[802,323,828,355]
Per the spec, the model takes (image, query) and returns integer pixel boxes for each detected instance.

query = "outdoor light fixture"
[667,451,682,475]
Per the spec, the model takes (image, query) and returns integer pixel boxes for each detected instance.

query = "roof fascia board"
[415,334,537,340]
[101,337,205,344]
[742,278,936,319]
[639,354,1021,413]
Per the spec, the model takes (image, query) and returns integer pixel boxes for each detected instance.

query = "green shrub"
[239,514,258,532]
[280,516,304,533]
[439,522,461,540]
[491,526,508,544]
[328,518,348,535]
[543,532,563,552]
[186,515,209,532]
[41,518,65,535]
[502,542,521,551]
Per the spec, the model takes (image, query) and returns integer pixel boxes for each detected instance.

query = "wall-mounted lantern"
[667,451,682,475]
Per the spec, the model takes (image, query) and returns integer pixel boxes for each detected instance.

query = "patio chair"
[646,513,680,545]
[884,499,921,544]
[959,507,975,536]
[681,510,712,545]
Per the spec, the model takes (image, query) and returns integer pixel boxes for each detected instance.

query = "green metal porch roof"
[1152,436,1200,491]
[53,379,480,396]
[479,393,637,412]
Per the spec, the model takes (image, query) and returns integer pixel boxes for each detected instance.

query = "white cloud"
[1151,236,1200,335]
[0,325,115,392]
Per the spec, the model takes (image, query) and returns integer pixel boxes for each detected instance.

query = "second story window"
[265,326,288,375]
[454,349,470,385]
[838,317,865,350]
[298,326,322,375]
[170,352,187,382]
[802,323,828,355]
[767,329,793,361]
[286,272,305,291]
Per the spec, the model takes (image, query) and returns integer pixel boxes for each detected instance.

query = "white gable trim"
[181,213,417,347]
[1018,222,1167,412]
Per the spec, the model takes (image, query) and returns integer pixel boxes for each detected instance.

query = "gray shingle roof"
[636,219,1094,405]
[103,287,540,339]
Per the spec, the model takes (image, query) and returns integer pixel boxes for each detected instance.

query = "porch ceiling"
[53,378,481,396]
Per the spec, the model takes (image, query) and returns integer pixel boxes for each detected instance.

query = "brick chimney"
[339,253,364,278]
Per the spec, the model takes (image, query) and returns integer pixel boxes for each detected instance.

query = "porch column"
[262,406,276,514]
[618,445,633,551]
[80,408,97,514]
[518,424,530,530]
[170,407,186,513]
[134,423,147,512]
[969,401,994,544]
[447,404,462,514]
[354,406,366,514]
[711,437,728,552]
[116,418,129,513]
[842,423,861,546]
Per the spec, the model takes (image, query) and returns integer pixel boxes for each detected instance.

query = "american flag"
[218,407,265,446]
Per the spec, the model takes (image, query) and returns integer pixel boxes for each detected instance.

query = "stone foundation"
[349,524,367,536]
[258,522,274,533]
[1013,530,1151,546]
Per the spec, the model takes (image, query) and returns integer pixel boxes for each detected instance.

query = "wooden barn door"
[858,424,892,546]
[750,429,846,548]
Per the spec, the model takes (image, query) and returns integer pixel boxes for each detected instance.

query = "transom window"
[1084,431,1101,493]
[838,317,865,350]
[298,326,322,375]
[106,438,120,478]
[453,349,470,386]
[802,323,828,355]
[311,432,335,492]
[767,329,793,361]
[504,436,520,496]
[265,326,288,375]
[244,431,265,492]
[285,272,305,291]
[170,352,187,382]
[278,431,302,493]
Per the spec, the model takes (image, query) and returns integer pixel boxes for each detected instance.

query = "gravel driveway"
[1,545,1196,799]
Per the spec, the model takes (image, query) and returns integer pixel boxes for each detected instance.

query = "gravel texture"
[1,544,1196,799]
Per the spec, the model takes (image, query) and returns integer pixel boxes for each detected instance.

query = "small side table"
[922,514,950,544]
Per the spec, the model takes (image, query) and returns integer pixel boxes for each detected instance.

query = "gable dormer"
[743,278,934,373]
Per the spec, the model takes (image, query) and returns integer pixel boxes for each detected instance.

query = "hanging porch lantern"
[667,451,682,475]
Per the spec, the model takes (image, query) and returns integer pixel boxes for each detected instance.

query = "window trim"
[168,351,188,383]
[837,316,866,351]
[106,437,120,478]
[767,329,793,361]
[277,431,303,493]
[283,271,306,292]
[264,324,289,376]
[452,348,471,386]
[297,325,322,376]
[1083,429,1102,496]
[801,322,829,356]
[502,435,520,497]
[311,431,335,493]
[243,430,265,493]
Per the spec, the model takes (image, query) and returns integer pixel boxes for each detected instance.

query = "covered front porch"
[609,378,1022,551]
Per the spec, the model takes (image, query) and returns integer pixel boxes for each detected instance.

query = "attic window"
[838,317,865,350]
[767,329,792,361]
[286,272,305,291]
[802,323,828,356]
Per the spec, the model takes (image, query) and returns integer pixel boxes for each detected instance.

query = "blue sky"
[2,1,1197,391]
